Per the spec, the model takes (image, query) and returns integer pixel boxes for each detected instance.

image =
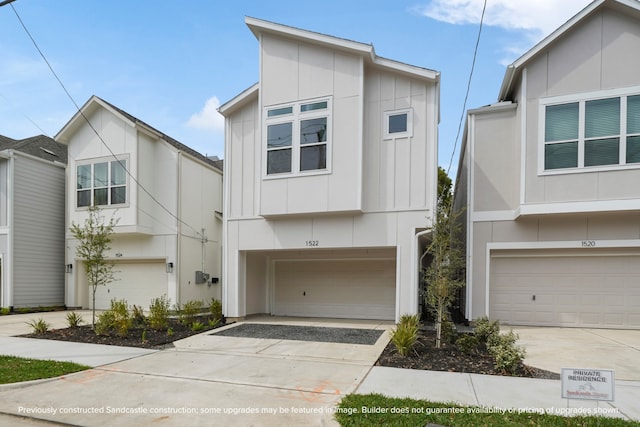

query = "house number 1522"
[305,240,319,247]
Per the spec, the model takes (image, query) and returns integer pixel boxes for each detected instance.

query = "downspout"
[5,151,14,308]
[415,229,431,317]
[176,151,182,305]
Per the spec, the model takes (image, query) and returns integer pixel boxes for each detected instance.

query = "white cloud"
[187,96,224,132]
[417,0,591,64]
[418,0,590,38]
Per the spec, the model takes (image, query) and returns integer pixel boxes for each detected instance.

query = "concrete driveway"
[510,326,640,381]
[0,317,392,427]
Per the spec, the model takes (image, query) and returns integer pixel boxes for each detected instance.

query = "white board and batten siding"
[12,154,65,307]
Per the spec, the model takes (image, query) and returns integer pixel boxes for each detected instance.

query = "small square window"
[384,109,413,139]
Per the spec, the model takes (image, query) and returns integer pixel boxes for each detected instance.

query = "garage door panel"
[274,258,395,320]
[491,254,640,329]
[93,261,167,310]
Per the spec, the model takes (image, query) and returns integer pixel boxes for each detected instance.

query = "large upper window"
[77,157,127,208]
[542,90,640,172]
[265,97,331,176]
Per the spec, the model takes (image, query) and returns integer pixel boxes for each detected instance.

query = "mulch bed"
[20,318,226,350]
[376,328,560,380]
[21,318,560,380]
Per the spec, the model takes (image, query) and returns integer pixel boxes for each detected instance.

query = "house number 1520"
[305,240,319,247]
[581,240,596,247]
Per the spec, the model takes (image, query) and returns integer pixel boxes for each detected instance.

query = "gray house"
[455,0,640,329]
[0,135,67,309]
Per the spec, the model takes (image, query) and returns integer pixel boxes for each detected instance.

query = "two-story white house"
[219,18,440,322]
[57,96,223,310]
[456,0,640,329]
[0,135,66,309]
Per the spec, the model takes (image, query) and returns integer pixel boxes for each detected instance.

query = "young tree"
[424,167,465,348]
[69,206,118,328]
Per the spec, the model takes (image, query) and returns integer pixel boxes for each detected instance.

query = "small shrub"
[487,331,526,374]
[209,298,222,326]
[455,334,479,355]
[110,299,132,337]
[141,329,147,343]
[167,327,174,337]
[191,321,205,332]
[131,305,146,328]
[474,316,500,344]
[27,318,50,334]
[389,314,420,357]
[0,308,10,315]
[178,300,203,326]
[441,318,458,344]
[148,295,171,331]
[94,310,116,335]
[66,312,84,328]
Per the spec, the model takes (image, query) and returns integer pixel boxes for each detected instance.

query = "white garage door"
[490,252,640,328]
[92,260,168,310]
[273,258,396,320]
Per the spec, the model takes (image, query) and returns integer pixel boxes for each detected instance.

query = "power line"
[446,0,488,176]
[10,3,206,239]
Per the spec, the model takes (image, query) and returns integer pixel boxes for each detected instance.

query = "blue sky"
[0,0,592,175]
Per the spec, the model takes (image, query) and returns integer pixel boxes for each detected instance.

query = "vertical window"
[544,103,578,170]
[264,97,331,176]
[76,158,127,208]
[267,122,292,174]
[627,95,640,164]
[383,108,413,139]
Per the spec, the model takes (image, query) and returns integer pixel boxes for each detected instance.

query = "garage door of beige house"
[490,251,640,328]
[273,258,396,320]
[90,260,168,310]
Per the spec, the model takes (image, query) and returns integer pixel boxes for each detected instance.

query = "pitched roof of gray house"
[0,134,67,163]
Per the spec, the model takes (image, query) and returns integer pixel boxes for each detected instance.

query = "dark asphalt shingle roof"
[0,134,67,164]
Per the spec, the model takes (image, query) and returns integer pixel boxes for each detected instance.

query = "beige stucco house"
[219,18,440,322]
[57,96,223,310]
[455,0,640,329]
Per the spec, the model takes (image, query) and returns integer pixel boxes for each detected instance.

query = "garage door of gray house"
[490,249,640,329]
[273,258,396,320]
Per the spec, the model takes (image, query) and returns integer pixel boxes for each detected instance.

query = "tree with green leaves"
[69,206,118,328]
[424,167,465,348]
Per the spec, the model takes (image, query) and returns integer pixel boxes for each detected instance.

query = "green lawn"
[335,394,640,427]
[0,355,90,384]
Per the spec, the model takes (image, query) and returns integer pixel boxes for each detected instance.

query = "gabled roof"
[0,134,67,164]
[55,96,222,172]
[499,0,640,101]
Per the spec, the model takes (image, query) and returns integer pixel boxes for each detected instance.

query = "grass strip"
[0,355,90,384]
[335,394,639,427]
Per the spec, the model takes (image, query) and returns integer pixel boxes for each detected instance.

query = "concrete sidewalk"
[357,366,640,422]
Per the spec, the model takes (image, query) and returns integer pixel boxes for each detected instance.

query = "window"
[265,97,331,176]
[77,157,127,208]
[384,108,413,140]
[542,90,640,172]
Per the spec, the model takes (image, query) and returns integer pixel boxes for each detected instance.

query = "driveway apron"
[0,318,392,427]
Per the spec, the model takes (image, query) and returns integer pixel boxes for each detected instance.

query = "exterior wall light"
[166,262,174,273]
[65,264,73,274]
